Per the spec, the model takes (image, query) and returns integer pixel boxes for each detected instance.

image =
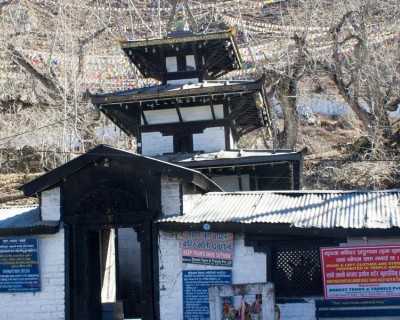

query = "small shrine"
[92,10,302,191]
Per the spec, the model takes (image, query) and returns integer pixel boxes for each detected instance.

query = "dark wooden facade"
[119,29,242,83]
[92,79,272,150]
[91,29,274,153]
[19,145,220,320]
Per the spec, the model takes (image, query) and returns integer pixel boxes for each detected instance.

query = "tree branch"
[331,10,354,36]
[8,44,63,102]
[291,34,308,80]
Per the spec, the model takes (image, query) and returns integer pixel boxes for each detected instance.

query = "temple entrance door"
[66,187,158,320]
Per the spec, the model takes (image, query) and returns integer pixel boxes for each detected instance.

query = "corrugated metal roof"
[159,190,400,229]
[0,206,59,234]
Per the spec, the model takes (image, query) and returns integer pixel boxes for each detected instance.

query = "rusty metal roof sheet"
[160,190,400,229]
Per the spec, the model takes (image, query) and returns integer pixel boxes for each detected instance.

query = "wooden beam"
[209,96,216,120]
[139,106,148,125]
[64,211,158,225]
[175,104,183,122]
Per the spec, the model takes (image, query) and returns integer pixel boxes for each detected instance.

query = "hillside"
[0,0,398,205]
[1,110,399,207]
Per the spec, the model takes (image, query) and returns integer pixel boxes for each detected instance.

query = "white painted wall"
[193,127,225,152]
[166,57,177,72]
[140,104,228,154]
[213,104,224,119]
[141,127,226,155]
[180,105,213,122]
[101,229,116,303]
[161,175,181,217]
[186,55,196,70]
[41,187,61,220]
[158,232,266,320]
[211,174,250,192]
[143,104,224,125]
[141,132,173,156]
[167,78,198,85]
[162,176,205,217]
[143,109,179,125]
[0,231,65,320]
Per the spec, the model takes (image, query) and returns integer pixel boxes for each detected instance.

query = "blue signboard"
[0,238,40,293]
[183,270,232,320]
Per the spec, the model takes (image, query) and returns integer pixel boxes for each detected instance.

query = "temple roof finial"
[176,9,186,31]
[167,0,198,34]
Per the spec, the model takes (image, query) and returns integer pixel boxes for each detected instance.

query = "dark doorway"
[84,230,102,319]
[66,187,158,320]
[117,227,142,318]
[174,134,193,153]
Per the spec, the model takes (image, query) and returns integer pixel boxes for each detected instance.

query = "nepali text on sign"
[0,238,40,293]
[321,245,400,299]
[182,231,233,267]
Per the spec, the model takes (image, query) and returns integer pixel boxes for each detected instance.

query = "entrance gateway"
[18,144,221,320]
[66,186,158,319]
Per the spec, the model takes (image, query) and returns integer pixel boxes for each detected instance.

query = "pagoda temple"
[91,14,302,191]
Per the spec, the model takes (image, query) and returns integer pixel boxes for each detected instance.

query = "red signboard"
[321,245,400,299]
[182,231,233,267]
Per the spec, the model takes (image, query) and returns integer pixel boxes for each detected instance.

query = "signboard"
[183,270,232,320]
[0,238,40,293]
[321,245,400,299]
[182,231,233,267]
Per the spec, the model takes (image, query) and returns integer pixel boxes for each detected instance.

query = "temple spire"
[166,0,198,33]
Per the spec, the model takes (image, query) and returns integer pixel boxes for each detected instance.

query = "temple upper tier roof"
[118,29,242,81]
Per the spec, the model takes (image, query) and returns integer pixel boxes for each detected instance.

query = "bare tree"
[315,0,400,156]
[233,0,399,151]
[263,34,309,149]
[0,0,398,164]
[0,1,119,168]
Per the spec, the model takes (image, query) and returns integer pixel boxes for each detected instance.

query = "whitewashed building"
[2,12,400,320]
[1,151,400,320]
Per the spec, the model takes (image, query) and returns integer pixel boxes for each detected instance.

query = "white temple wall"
[141,132,174,156]
[41,187,61,220]
[0,231,65,320]
[193,127,225,152]
[158,232,266,320]
[211,174,250,192]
